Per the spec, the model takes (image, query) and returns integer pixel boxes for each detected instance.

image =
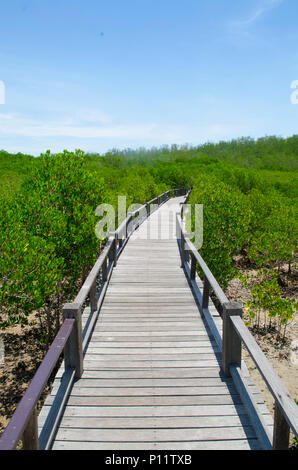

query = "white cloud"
[0,112,158,140]
[0,112,249,144]
[228,0,284,30]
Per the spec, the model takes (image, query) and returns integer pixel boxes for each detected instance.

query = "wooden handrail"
[0,319,75,450]
[0,187,186,450]
[178,191,298,449]
[231,314,298,447]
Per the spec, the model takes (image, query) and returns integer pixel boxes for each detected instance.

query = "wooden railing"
[0,187,187,450]
[177,197,298,450]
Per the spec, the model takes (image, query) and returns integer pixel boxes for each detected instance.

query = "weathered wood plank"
[56,367,229,379]
[52,439,261,450]
[60,385,238,397]
[83,360,221,369]
[93,325,207,331]
[44,403,271,418]
[86,340,215,347]
[84,353,218,361]
[46,394,244,406]
[52,377,236,388]
[53,426,258,442]
[52,414,258,429]
[90,331,209,337]
[85,347,219,355]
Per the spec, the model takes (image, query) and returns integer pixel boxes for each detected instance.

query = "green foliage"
[189,175,252,288]
[246,190,297,269]
[0,135,297,342]
[0,196,63,329]
[17,149,107,278]
[0,150,37,194]
[0,150,108,335]
[245,270,298,338]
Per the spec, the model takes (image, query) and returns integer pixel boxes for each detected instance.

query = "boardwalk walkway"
[38,197,273,450]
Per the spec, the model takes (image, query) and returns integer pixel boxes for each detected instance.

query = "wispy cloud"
[0,111,251,149]
[0,112,155,139]
[228,0,284,31]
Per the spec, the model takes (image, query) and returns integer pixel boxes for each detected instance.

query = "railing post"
[102,256,108,282]
[273,403,290,449]
[118,236,123,249]
[63,303,83,379]
[180,232,185,268]
[202,276,210,310]
[109,232,117,267]
[22,405,38,450]
[135,210,140,229]
[190,253,196,280]
[222,302,242,377]
[89,279,97,312]
[126,212,132,237]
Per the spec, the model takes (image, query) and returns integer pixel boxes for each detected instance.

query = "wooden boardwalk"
[38,196,274,450]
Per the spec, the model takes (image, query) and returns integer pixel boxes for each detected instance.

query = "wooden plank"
[85,347,219,355]
[93,325,206,331]
[45,403,271,418]
[84,353,218,361]
[93,324,204,331]
[57,367,228,379]
[53,414,257,429]
[100,307,200,313]
[52,439,261,450]
[90,331,209,337]
[99,313,200,318]
[47,394,244,407]
[83,360,221,369]
[63,385,237,397]
[102,297,197,303]
[86,340,216,347]
[52,377,235,388]
[95,321,203,326]
[52,426,258,442]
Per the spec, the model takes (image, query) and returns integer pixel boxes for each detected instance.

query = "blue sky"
[0,0,297,156]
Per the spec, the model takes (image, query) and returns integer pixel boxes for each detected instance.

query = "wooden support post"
[113,232,118,267]
[190,253,196,280]
[273,403,290,449]
[89,279,97,312]
[22,405,38,450]
[202,276,210,310]
[126,212,132,237]
[222,302,242,377]
[180,233,185,268]
[102,256,108,282]
[63,303,83,379]
[135,210,139,229]
[109,232,117,267]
